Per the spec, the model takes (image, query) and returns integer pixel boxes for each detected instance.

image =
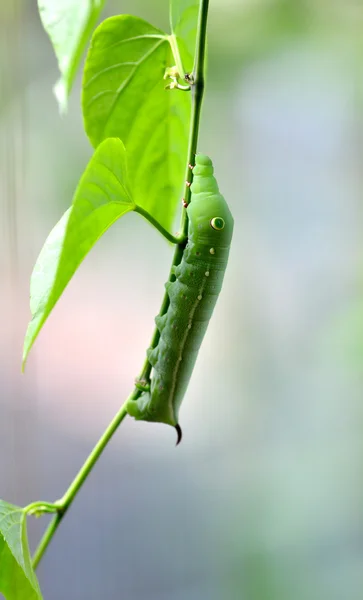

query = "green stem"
[139,0,209,383]
[32,398,134,569]
[168,34,185,79]
[134,205,186,245]
[181,0,208,217]
[24,501,59,515]
[32,513,62,570]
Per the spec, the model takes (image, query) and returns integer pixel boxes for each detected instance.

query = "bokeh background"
[2,0,363,598]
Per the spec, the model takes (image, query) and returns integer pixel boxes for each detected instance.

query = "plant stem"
[32,0,210,570]
[32,397,134,569]
[24,501,59,516]
[140,0,209,383]
[134,205,186,245]
[32,513,62,570]
[180,0,209,218]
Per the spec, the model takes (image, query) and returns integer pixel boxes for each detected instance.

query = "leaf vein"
[83,61,138,88]
[100,33,166,53]
[86,39,166,133]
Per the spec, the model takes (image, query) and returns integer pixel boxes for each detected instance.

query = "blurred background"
[2,0,363,598]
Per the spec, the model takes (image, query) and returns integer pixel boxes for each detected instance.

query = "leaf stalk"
[135,205,187,244]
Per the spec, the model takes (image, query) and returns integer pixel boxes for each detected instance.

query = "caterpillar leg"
[170,265,182,278]
[147,346,159,367]
[126,392,150,420]
[165,281,174,293]
[134,378,150,392]
[155,314,167,332]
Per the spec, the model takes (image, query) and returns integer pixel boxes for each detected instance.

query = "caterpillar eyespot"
[211,217,225,230]
[126,154,234,443]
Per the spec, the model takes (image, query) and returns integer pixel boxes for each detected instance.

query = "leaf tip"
[22,342,30,373]
[22,321,39,374]
[54,78,68,115]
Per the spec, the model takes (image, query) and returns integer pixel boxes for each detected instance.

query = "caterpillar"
[126,154,234,443]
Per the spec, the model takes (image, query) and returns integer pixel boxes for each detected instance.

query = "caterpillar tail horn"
[175,424,183,446]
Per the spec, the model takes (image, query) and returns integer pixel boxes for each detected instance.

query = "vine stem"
[32,0,209,570]
[139,0,209,383]
[32,397,134,568]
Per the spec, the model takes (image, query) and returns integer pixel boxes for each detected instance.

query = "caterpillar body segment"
[126,155,234,440]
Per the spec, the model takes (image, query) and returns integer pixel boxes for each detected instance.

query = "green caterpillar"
[126,154,234,442]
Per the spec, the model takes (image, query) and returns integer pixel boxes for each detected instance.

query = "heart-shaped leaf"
[0,501,42,600]
[170,0,200,73]
[82,15,191,231]
[38,0,106,112]
[23,138,135,367]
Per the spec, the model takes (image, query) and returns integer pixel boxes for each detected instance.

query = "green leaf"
[0,501,42,600]
[37,0,105,112]
[82,15,191,231]
[23,138,135,368]
[170,0,200,73]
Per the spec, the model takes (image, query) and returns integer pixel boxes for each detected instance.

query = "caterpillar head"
[188,155,234,250]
